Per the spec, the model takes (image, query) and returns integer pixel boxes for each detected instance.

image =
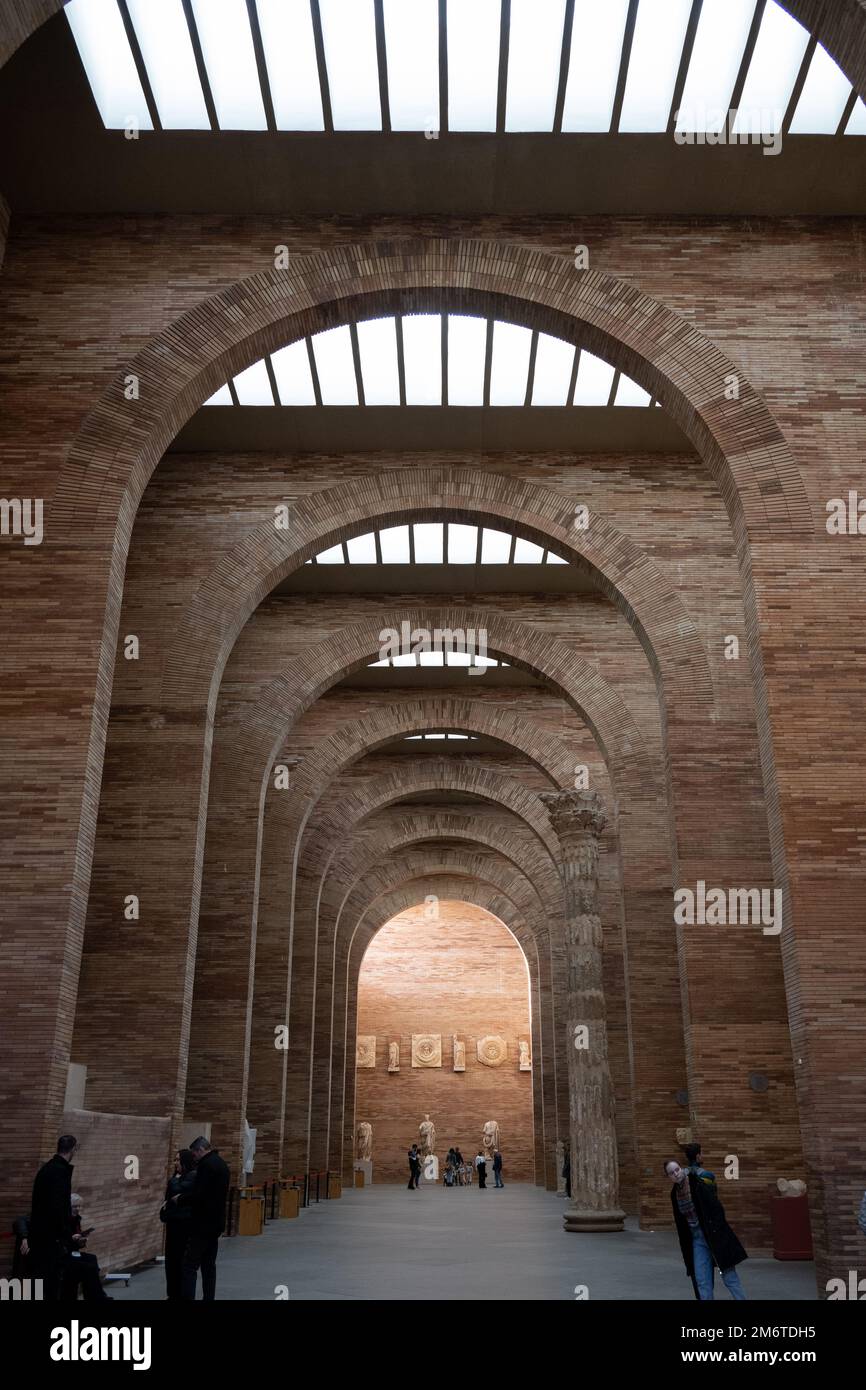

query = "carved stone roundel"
[412,1033,442,1068]
[477,1035,507,1067]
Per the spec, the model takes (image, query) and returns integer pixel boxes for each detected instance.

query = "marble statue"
[555,1139,567,1196]
[777,1177,807,1196]
[419,1113,436,1156]
[388,1041,400,1072]
[356,1122,373,1161]
[519,1038,531,1070]
[242,1117,257,1174]
[482,1119,500,1157]
[453,1036,466,1071]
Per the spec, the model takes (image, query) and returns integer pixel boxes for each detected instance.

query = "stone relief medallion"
[412,1033,442,1068]
[476,1035,507,1067]
[356,1035,376,1068]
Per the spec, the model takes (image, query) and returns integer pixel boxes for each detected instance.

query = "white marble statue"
[419,1113,436,1156]
[242,1117,257,1174]
[356,1122,373,1161]
[482,1119,500,1157]
[453,1036,466,1071]
[519,1039,531,1070]
[388,1041,400,1072]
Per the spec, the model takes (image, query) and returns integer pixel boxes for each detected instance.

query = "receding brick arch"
[165,468,713,717]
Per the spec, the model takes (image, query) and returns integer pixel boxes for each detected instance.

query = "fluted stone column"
[540,789,624,1232]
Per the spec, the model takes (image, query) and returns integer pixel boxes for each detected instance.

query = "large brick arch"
[166,468,713,716]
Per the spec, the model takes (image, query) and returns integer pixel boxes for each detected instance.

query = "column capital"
[539,788,606,841]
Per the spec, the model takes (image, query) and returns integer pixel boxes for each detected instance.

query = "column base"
[563,1206,625,1233]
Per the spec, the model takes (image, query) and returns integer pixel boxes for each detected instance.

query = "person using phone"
[61,1193,111,1301]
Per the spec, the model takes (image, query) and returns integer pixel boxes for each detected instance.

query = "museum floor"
[111,1185,817,1302]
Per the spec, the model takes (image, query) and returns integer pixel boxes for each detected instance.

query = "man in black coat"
[665,1157,748,1300]
[29,1135,79,1300]
[180,1136,230,1301]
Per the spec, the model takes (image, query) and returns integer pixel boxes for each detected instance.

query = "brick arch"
[167,468,713,717]
[2,2,865,105]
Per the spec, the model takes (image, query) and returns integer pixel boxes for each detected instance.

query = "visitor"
[161,1148,196,1300]
[664,1157,748,1301]
[62,1193,111,1301]
[180,1136,230,1301]
[407,1143,421,1190]
[493,1149,504,1188]
[454,1147,465,1185]
[475,1150,487,1189]
[11,1213,31,1281]
[29,1134,79,1300]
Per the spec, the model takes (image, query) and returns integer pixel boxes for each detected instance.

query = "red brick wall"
[355,901,534,1183]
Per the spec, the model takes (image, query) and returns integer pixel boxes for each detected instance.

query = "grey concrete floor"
[110,1183,818,1301]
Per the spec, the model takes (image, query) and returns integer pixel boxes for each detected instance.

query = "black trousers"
[477,1165,487,1188]
[62,1252,108,1301]
[164,1222,191,1301]
[181,1233,220,1301]
[31,1250,64,1301]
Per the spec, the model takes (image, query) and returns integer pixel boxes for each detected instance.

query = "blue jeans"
[692,1227,746,1300]
[494,1172,503,1187]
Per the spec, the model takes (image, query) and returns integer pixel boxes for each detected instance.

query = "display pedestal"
[354,1159,372,1186]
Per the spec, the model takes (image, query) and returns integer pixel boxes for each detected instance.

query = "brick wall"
[355,901,535,1183]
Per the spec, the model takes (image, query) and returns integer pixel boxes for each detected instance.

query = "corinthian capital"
[539,788,606,841]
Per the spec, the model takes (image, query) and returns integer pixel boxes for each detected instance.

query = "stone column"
[540,789,625,1232]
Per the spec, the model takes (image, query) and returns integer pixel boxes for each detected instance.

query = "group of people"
[15,1131,230,1302]
[406,1143,505,1189]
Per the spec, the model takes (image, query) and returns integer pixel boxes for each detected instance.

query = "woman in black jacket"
[161,1149,196,1301]
[664,1157,748,1300]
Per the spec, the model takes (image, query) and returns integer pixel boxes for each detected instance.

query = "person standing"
[664,1157,748,1300]
[475,1150,487,1189]
[493,1149,504,1188]
[29,1134,78,1300]
[180,1136,230,1301]
[161,1148,196,1301]
[407,1143,421,1190]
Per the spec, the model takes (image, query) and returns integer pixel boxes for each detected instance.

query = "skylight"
[413,523,444,563]
[255,0,325,131]
[204,383,233,406]
[126,0,209,131]
[789,42,853,135]
[402,316,442,406]
[619,0,693,133]
[346,533,377,563]
[513,538,545,564]
[232,359,274,405]
[489,323,533,406]
[480,529,512,564]
[318,0,382,131]
[675,0,756,135]
[311,326,358,405]
[614,375,652,407]
[572,351,616,406]
[66,0,153,131]
[270,341,316,406]
[732,2,810,138]
[357,318,401,406]
[447,0,500,132]
[505,0,567,132]
[309,524,568,567]
[383,0,440,133]
[561,0,630,133]
[531,334,575,406]
[448,524,479,564]
[847,99,866,136]
[190,0,267,131]
[447,317,487,407]
[379,526,411,563]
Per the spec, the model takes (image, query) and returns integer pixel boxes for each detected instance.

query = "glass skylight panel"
[846,99,866,135]
[126,0,209,130]
[447,317,487,406]
[732,2,809,137]
[614,375,652,407]
[356,318,400,405]
[311,326,359,405]
[513,538,545,564]
[789,43,853,134]
[402,316,442,405]
[379,526,410,563]
[413,523,444,563]
[473,655,497,667]
[419,650,445,667]
[447,733,470,740]
[393,654,417,667]
[204,384,233,406]
[447,524,479,564]
[190,0,267,130]
[546,551,569,564]
[572,351,616,405]
[255,0,325,130]
[318,0,382,130]
[270,341,316,405]
[531,333,575,405]
[66,0,154,131]
[346,533,377,563]
[561,0,629,132]
[426,733,447,739]
[618,0,692,133]
[675,0,756,135]
[369,658,389,667]
[232,359,275,405]
[316,543,345,564]
[447,0,500,131]
[489,323,533,406]
[480,529,512,564]
[447,650,472,666]
[383,0,440,132]
[504,0,567,132]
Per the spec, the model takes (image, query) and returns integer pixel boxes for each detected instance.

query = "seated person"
[62,1194,111,1302]
[12,1213,31,1280]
